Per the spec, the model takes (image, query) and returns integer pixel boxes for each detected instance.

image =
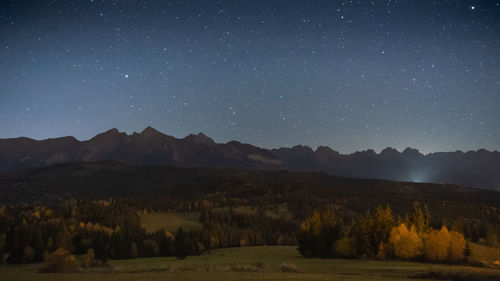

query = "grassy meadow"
[1,246,499,281]
[140,211,202,233]
[139,206,290,234]
[470,243,500,265]
[212,204,292,219]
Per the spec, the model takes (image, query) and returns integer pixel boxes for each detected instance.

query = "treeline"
[199,208,297,248]
[0,200,202,265]
[0,200,297,266]
[297,204,474,263]
[1,197,499,267]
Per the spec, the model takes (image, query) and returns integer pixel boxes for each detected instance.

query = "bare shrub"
[168,265,196,272]
[253,261,264,269]
[207,264,263,272]
[38,247,79,273]
[280,262,299,272]
[230,264,261,272]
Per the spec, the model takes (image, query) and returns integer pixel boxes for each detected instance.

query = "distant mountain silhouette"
[1,127,499,191]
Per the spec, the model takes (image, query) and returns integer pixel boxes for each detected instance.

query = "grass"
[140,205,291,234]
[470,242,500,266]
[140,211,202,233]
[212,204,291,219]
[213,206,257,215]
[1,246,499,281]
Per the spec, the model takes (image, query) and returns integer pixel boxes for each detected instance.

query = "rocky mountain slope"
[1,127,499,190]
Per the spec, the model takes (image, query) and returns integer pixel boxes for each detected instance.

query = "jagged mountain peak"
[380,147,401,158]
[183,132,215,144]
[402,147,423,157]
[315,146,340,157]
[104,128,120,135]
[91,128,123,139]
[291,145,314,153]
[139,126,166,137]
[381,147,399,154]
[0,128,500,190]
[352,149,377,157]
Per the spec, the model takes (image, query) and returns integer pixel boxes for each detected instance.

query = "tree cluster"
[0,199,297,265]
[0,200,201,264]
[199,207,297,249]
[298,204,468,264]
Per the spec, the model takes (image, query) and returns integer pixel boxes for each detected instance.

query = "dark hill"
[1,161,499,224]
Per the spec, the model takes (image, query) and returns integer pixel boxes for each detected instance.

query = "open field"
[140,211,202,233]
[140,205,291,234]
[470,243,500,265]
[212,204,291,219]
[1,246,499,281]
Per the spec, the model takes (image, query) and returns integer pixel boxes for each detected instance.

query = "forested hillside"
[1,162,499,269]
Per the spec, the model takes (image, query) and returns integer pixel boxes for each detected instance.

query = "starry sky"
[1,0,499,154]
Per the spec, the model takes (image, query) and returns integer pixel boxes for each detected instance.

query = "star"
[1,0,499,154]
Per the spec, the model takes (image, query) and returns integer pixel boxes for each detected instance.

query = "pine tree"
[358,205,394,258]
[0,233,5,264]
[448,231,466,262]
[129,242,138,258]
[408,205,430,233]
[32,228,44,262]
[22,246,35,263]
[174,227,188,259]
[464,241,471,258]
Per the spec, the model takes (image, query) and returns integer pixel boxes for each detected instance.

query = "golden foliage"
[424,226,451,262]
[210,234,220,248]
[80,248,95,268]
[239,237,248,247]
[300,208,337,235]
[423,226,465,262]
[83,222,114,236]
[357,205,394,257]
[22,246,35,263]
[165,230,174,239]
[335,236,357,258]
[300,210,322,235]
[389,223,423,260]
[41,247,78,272]
[129,243,138,259]
[449,231,466,262]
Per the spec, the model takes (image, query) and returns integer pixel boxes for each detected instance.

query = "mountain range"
[1,127,499,191]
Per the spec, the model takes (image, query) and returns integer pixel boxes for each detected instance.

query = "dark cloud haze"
[1,0,499,153]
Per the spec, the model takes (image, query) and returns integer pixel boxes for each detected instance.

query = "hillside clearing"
[140,211,202,233]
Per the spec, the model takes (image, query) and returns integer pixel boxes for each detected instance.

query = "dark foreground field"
[1,246,499,281]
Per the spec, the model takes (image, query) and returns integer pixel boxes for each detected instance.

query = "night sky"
[1,0,499,154]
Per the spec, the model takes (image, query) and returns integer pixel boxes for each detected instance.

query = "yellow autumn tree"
[424,226,451,262]
[39,247,78,272]
[423,226,466,263]
[448,231,466,262]
[299,210,322,235]
[298,207,341,258]
[357,205,394,258]
[335,236,357,258]
[389,223,423,260]
[239,236,248,247]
